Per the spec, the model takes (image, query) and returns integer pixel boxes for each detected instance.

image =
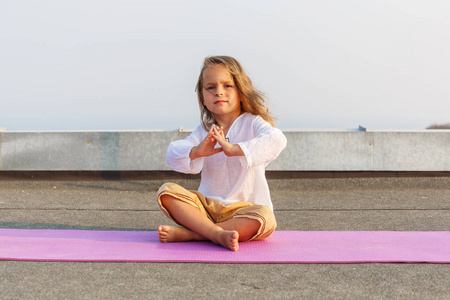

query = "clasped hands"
[189,125,244,160]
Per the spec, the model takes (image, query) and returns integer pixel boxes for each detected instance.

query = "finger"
[212,130,225,142]
[212,126,221,138]
[214,129,226,141]
[218,126,226,138]
[206,126,217,142]
[212,135,222,143]
[209,124,217,134]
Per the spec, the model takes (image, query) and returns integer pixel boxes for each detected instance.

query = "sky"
[1,0,449,131]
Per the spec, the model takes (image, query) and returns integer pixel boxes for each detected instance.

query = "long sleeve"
[237,116,287,168]
[166,126,205,174]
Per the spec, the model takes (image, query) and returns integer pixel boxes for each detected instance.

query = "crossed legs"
[158,194,260,251]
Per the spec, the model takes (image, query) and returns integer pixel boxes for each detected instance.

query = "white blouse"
[166,113,287,210]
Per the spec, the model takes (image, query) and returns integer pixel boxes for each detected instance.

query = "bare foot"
[213,230,239,252]
[158,225,205,243]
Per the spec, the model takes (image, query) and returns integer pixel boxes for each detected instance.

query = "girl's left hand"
[212,126,244,157]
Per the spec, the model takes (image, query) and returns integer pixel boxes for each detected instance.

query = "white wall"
[1,130,449,171]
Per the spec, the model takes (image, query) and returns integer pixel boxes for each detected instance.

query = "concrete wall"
[0,130,449,171]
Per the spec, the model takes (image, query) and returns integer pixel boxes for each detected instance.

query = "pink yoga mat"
[0,229,448,263]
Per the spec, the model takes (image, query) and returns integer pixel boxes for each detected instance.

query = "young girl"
[157,56,287,251]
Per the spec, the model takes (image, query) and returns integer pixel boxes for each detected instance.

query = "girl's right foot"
[158,225,239,251]
[158,225,204,243]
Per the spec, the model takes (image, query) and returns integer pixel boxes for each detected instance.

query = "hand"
[211,126,244,157]
[189,125,223,160]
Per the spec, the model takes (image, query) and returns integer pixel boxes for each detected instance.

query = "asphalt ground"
[0,176,449,299]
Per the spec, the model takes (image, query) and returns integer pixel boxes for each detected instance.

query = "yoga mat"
[0,229,448,263]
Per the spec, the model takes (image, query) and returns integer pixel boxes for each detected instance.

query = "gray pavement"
[0,176,449,299]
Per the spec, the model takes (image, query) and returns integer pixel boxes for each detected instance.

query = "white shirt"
[166,113,287,210]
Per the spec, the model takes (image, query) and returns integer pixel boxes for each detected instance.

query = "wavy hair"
[195,56,275,130]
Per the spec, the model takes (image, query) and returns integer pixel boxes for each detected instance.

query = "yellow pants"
[157,182,277,241]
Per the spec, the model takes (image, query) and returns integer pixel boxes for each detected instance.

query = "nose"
[216,87,224,96]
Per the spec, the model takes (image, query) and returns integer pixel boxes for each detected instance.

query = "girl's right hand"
[189,125,224,160]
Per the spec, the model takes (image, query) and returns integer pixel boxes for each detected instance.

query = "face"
[202,65,241,120]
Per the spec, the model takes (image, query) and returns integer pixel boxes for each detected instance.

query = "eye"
[204,86,214,90]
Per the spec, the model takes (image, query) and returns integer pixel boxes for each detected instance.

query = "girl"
[157,56,287,251]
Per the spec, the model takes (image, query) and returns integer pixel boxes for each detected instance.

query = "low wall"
[0,130,449,171]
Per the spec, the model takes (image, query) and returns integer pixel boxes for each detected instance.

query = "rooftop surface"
[1,175,449,299]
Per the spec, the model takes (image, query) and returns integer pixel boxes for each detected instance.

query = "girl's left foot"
[214,230,239,252]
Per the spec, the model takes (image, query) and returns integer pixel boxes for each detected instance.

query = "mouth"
[214,100,227,104]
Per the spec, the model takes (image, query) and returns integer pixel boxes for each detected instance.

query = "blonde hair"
[195,56,275,130]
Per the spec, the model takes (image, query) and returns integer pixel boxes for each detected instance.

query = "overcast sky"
[1,0,449,131]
